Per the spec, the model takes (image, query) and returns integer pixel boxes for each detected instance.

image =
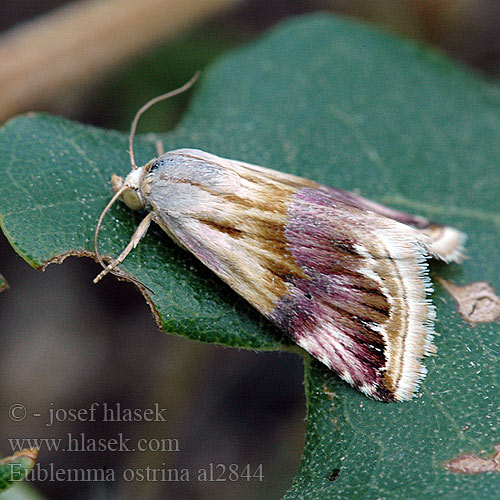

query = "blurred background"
[1,1,500,499]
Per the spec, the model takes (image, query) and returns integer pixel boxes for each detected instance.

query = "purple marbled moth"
[94,78,465,402]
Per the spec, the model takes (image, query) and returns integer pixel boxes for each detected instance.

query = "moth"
[94,75,465,402]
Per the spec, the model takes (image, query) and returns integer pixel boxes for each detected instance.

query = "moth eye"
[122,188,143,211]
[149,159,164,173]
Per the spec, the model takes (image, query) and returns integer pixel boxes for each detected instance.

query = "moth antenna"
[94,184,127,272]
[128,71,201,169]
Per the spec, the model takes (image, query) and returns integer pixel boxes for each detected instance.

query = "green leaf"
[1,13,499,499]
[0,449,37,492]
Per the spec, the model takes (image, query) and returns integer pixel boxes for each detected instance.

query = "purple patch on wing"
[270,188,391,398]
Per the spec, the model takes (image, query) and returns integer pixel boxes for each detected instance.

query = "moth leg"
[156,139,164,156]
[93,212,154,284]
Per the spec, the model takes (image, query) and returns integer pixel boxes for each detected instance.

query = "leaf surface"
[0,449,37,492]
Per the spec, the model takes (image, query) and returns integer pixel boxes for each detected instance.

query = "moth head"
[112,167,145,211]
